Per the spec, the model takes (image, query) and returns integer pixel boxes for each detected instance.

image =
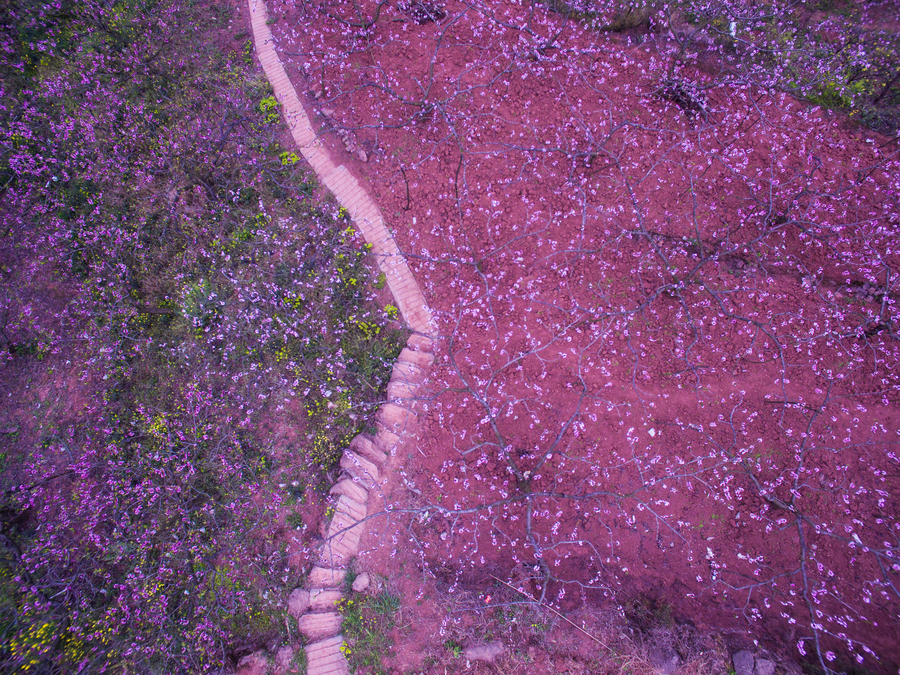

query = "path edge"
[246,1,436,674]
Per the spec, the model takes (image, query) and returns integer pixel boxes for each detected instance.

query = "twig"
[489,574,610,651]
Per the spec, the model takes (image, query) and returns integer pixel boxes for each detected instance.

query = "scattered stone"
[464,641,505,663]
[357,149,368,162]
[756,658,776,675]
[733,650,755,675]
[287,588,311,617]
[321,108,335,118]
[351,572,370,593]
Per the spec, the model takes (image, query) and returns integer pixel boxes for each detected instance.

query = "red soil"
[269,1,899,670]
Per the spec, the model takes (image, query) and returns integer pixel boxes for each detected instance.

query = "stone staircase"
[247,1,438,672]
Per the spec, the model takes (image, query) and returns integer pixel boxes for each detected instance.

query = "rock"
[287,588,311,617]
[755,659,776,675]
[274,645,295,673]
[649,645,680,675]
[321,108,335,118]
[464,641,505,663]
[658,655,680,675]
[352,572,370,593]
[357,149,368,162]
[236,649,269,675]
[733,650,755,675]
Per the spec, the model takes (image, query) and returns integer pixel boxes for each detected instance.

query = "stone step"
[333,494,367,525]
[306,649,349,675]
[298,611,342,640]
[397,346,434,370]
[349,434,388,466]
[329,477,368,505]
[306,566,346,588]
[318,532,360,568]
[391,359,425,385]
[309,588,345,612]
[305,635,344,658]
[289,587,347,616]
[320,495,366,566]
[305,636,350,675]
[386,379,418,407]
[378,402,417,433]
[340,450,380,487]
[407,333,437,354]
[249,1,430,669]
[374,427,401,456]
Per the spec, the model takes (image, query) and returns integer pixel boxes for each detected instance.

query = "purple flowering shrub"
[0,0,404,671]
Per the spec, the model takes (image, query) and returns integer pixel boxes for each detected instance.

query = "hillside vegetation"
[0,0,404,671]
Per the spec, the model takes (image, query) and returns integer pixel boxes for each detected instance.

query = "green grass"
[339,589,401,675]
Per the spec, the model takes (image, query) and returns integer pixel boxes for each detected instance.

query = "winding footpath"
[247,1,437,673]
